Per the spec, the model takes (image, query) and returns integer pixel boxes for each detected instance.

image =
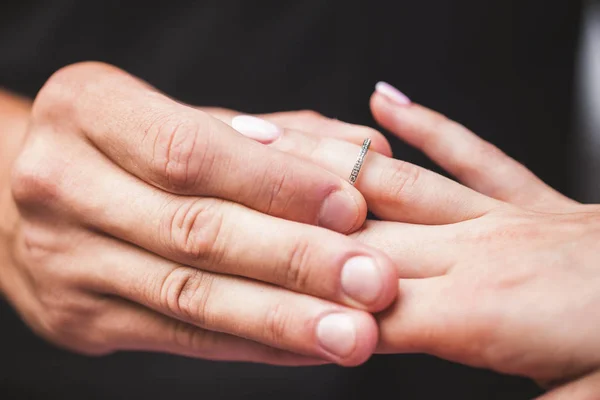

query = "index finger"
[33,62,366,233]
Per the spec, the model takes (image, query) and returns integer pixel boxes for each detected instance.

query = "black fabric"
[0,1,582,398]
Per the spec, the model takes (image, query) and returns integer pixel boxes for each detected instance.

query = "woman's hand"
[368,84,600,397]
[0,63,402,367]
[235,83,600,396]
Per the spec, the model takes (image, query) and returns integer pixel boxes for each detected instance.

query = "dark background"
[0,1,583,398]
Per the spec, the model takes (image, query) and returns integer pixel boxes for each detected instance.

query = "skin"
[1,62,599,398]
[368,93,600,398]
[234,91,600,398]
[0,62,401,367]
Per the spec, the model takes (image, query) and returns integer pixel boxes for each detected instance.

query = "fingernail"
[232,115,282,144]
[341,256,383,305]
[316,314,357,358]
[318,191,359,233]
[375,81,411,106]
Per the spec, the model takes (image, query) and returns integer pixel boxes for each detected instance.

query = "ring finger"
[227,117,500,225]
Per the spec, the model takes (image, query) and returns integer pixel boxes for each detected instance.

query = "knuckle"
[32,61,120,122]
[481,214,545,245]
[42,308,79,339]
[11,141,67,208]
[36,291,103,349]
[261,165,298,216]
[420,113,454,151]
[170,320,215,352]
[263,302,292,345]
[467,318,508,369]
[476,139,506,161]
[45,61,118,85]
[162,199,226,262]
[18,223,61,268]
[427,112,453,136]
[32,67,79,121]
[282,238,313,291]
[378,160,421,204]
[460,140,506,178]
[15,228,86,307]
[158,266,216,324]
[149,112,213,190]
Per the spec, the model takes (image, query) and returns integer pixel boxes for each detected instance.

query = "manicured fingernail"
[318,191,359,233]
[375,81,411,106]
[341,256,383,305]
[316,314,357,358]
[232,115,282,143]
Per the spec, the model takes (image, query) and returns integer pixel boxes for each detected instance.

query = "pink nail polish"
[375,81,411,106]
[232,115,282,144]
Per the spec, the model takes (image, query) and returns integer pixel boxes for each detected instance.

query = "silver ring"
[349,138,371,185]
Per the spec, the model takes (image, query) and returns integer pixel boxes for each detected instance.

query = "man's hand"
[0,63,402,366]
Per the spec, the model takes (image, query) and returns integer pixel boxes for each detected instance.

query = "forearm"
[0,88,31,295]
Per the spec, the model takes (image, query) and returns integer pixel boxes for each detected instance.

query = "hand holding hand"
[234,84,600,397]
[0,63,401,366]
